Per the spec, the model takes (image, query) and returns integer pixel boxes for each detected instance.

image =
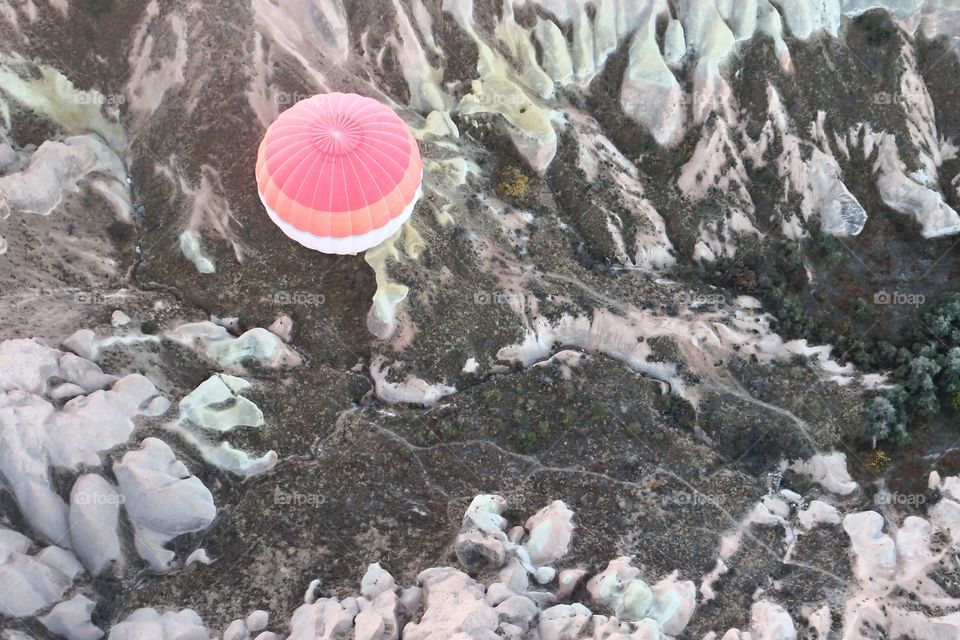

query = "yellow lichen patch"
[414,111,460,140]
[496,165,530,199]
[435,203,455,227]
[427,157,470,187]
[365,230,409,339]
[402,223,425,260]
[866,449,891,475]
[0,54,127,152]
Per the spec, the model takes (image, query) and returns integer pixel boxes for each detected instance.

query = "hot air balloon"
[256,93,422,255]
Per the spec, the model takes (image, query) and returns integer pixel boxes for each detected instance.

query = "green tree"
[865,396,903,448]
[940,347,960,396]
[902,356,941,418]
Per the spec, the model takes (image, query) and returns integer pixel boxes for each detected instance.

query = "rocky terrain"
[1,0,960,638]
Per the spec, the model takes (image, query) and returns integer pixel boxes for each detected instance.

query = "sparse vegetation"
[516,428,539,452]
[82,0,113,16]
[495,165,530,199]
[861,295,960,446]
[864,395,906,448]
[437,420,461,440]
[809,230,846,268]
[713,228,960,448]
[866,449,891,474]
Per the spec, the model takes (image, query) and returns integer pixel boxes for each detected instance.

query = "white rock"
[495,594,538,625]
[399,586,422,614]
[750,600,796,640]
[538,603,592,640]
[370,356,456,406]
[523,500,574,566]
[107,608,209,640]
[620,10,686,147]
[39,595,103,640]
[49,383,89,402]
[663,19,686,68]
[867,129,960,237]
[353,602,385,640]
[461,357,480,374]
[211,316,242,334]
[179,230,215,274]
[790,452,858,495]
[267,315,293,342]
[456,530,506,567]
[0,338,61,394]
[361,562,397,599]
[178,374,263,432]
[114,438,217,571]
[303,579,321,604]
[57,353,116,392]
[554,568,587,600]
[617,579,653,621]
[403,568,499,640]
[806,150,867,236]
[0,135,129,220]
[534,18,573,81]
[245,610,269,632]
[111,311,131,327]
[0,339,165,546]
[462,495,507,531]
[797,500,840,530]
[185,548,213,566]
[929,470,942,490]
[69,474,122,575]
[485,582,514,606]
[650,572,696,635]
[0,526,30,560]
[0,141,17,170]
[0,540,80,617]
[222,620,249,640]
[941,475,960,501]
[779,489,802,504]
[288,598,359,640]
[895,516,934,565]
[166,321,302,371]
[843,511,897,584]
[803,604,831,640]
[587,557,641,611]
[61,330,98,361]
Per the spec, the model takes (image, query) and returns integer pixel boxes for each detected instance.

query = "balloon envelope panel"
[255,92,422,255]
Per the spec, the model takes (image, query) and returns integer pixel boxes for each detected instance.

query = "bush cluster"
[864,295,960,445]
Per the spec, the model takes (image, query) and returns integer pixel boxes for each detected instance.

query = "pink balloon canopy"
[256,93,422,255]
